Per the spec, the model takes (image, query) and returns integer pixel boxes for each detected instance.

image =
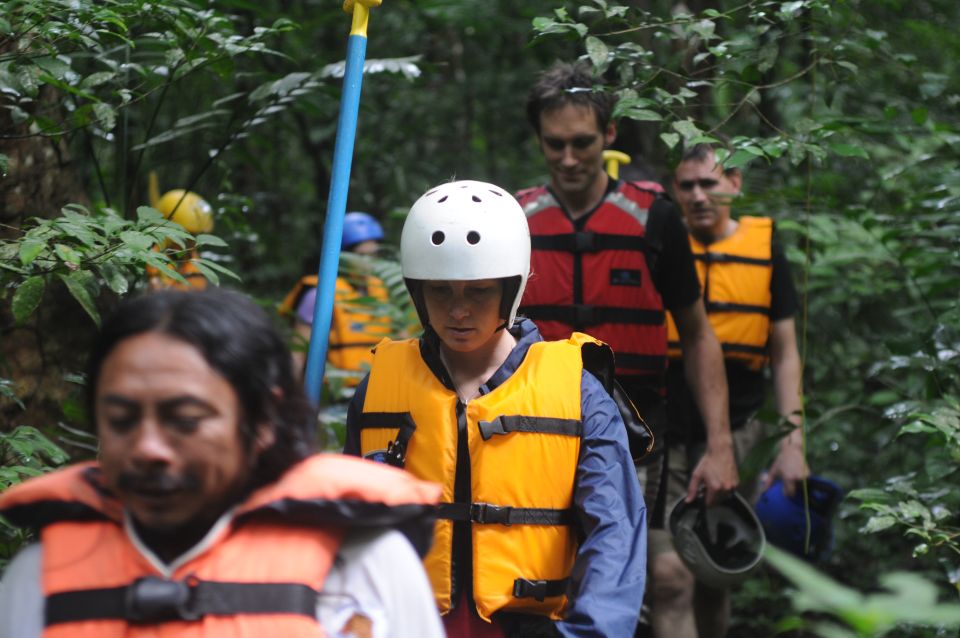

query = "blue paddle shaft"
[304,33,368,405]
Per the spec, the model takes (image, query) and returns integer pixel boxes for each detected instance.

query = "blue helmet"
[754,476,843,563]
[342,212,384,250]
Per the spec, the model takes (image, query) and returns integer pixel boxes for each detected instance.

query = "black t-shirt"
[666,236,799,444]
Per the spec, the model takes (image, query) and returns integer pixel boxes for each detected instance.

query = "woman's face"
[422,279,504,353]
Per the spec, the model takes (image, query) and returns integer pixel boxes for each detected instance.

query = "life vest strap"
[694,252,772,266]
[477,415,582,441]
[521,304,664,328]
[671,339,768,359]
[721,343,768,356]
[328,340,382,351]
[531,232,649,254]
[611,353,667,374]
[357,411,417,468]
[437,502,574,526]
[512,578,569,602]
[45,577,318,626]
[706,301,771,316]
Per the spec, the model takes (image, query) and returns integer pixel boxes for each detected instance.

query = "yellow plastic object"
[603,150,631,179]
[155,190,214,234]
[343,0,382,36]
[147,171,214,234]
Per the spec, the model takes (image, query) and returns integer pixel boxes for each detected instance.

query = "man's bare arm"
[763,317,809,496]
[673,299,738,504]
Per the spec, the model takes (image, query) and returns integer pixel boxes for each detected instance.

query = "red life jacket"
[517,181,668,380]
[0,455,441,638]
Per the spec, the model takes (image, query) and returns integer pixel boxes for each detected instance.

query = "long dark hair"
[86,288,316,488]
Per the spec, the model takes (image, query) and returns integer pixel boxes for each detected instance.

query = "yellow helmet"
[148,172,214,234]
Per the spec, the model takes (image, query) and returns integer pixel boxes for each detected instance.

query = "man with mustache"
[516,63,738,634]
[655,142,809,638]
[0,289,444,637]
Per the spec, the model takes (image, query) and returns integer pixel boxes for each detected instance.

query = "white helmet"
[401,180,531,329]
[669,492,766,589]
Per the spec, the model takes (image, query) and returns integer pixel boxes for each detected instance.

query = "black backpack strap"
[580,341,655,462]
[46,577,318,626]
[643,194,672,277]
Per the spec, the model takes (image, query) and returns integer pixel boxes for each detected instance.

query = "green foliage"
[765,545,960,637]
[849,400,960,561]
[1,204,233,325]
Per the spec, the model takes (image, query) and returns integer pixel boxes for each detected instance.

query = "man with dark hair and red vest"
[653,143,809,638]
[0,288,444,638]
[517,62,739,633]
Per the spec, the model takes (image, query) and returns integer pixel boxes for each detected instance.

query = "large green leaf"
[12,276,45,324]
[58,271,101,326]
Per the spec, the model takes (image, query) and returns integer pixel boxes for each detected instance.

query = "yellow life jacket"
[279,274,391,383]
[357,333,606,622]
[0,455,441,638]
[666,216,774,370]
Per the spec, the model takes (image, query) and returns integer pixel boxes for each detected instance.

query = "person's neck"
[131,515,222,565]
[692,217,737,246]
[553,173,609,221]
[439,329,517,403]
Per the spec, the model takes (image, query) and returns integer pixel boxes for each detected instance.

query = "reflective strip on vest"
[666,216,774,370]
[359,335,596,621]
[519,182,668,378]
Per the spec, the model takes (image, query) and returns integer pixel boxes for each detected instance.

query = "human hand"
[761,436,809,497]
[686,444,739,506]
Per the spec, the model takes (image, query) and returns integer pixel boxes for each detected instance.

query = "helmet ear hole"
[466,231,480,245]
[431,231,445,245]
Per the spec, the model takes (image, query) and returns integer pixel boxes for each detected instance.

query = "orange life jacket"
[0,455,441,638]
[517,181,669,379]
[357,333,612,622]
[666,216,774,370]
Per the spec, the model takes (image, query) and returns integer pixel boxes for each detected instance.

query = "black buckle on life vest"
[574,231,596,253]
[125,576,199,623]
[512,578,569,602]
[470,502,512,526]
[574,304,595,327]
[384,437,407,468]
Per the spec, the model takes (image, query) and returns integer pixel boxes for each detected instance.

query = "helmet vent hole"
[431,231,445,245]
[438,195,448,203]
[471,195,481,203]
[490,190,503,196]
[466,231,480,245]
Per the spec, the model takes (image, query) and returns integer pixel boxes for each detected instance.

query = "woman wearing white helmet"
[345,180,647,637]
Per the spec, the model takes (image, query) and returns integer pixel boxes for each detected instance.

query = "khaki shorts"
[646,418,767,556]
